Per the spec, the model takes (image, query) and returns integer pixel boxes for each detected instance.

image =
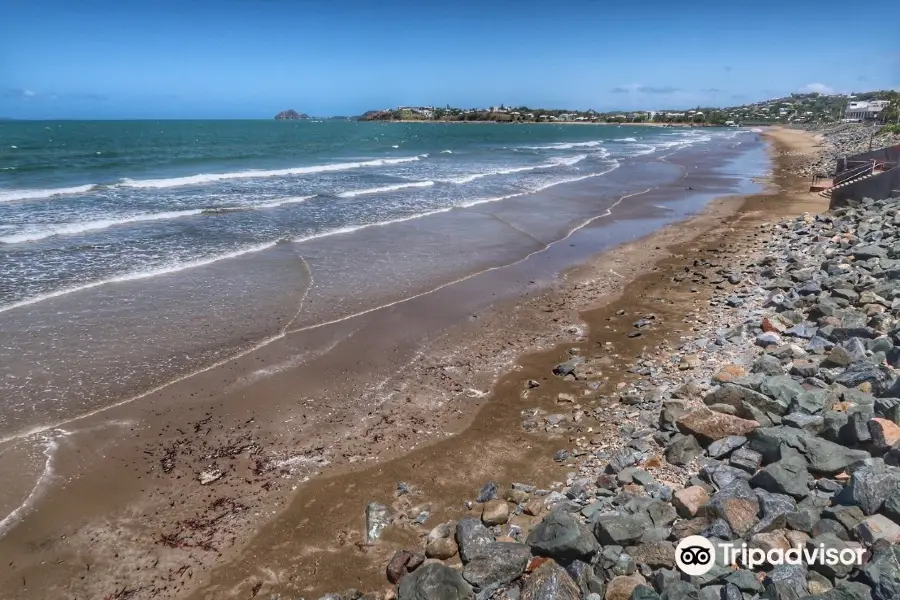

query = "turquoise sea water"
[0,120,771,443]
[1,120,716,308]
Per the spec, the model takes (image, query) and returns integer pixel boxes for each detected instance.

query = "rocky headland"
[309,133,900,600]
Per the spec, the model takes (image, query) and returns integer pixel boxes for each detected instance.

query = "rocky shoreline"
[315,174,900,597]
[786,124,900,180]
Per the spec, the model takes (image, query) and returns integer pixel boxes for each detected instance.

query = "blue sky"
[2,0,899,119]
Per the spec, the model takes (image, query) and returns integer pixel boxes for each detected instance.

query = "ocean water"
[0,121,765,441]
[0,120,773,538]
[1,120,717,309]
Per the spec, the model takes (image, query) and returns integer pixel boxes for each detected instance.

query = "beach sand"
[0,127,825,600]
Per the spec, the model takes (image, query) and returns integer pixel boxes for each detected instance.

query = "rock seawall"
[787,124,900,180]
[320,191,900,600]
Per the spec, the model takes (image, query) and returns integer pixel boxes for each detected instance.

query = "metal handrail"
[834,160,876,186]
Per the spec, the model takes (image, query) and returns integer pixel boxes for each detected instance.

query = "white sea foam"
[614,137,638,142]
[255,194,317,208]
[0,209,205,244]
[440,149,452,154]
[630,143,657,156]
[0,241,280,314]
[0,184,96,203]
[0,195,317,244]
[118,156,424,189]
[0,157,640,445]
[337,181,435,198]
[522,141,603,150]
[0,151,617,312]
[460,160,622,208]
[0,433,62,537]
[446,154,588,184]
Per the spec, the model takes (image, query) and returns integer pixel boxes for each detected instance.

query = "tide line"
[0,168,655,447]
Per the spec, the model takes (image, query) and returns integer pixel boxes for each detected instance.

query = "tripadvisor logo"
[674,535,865,575]
[675,536,716,576]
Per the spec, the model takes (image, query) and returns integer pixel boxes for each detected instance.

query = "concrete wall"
[836,144,900,176]
[830,166,900,208]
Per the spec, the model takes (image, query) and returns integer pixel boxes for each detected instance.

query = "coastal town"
[355,90,899,128]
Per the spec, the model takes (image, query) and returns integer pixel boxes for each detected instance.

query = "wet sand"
[0,129,820,599]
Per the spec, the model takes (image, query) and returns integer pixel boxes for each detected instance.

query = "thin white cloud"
[800,83,836,95]
[3,89,37,100]
[609,83,679,95]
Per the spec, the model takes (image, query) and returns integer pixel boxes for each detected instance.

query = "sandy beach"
[0,126,826,599]
[184,127,827,599]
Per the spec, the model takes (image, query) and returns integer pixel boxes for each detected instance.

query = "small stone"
[824,505,865,532]
[750,531,791,555]
[456,518,494,563]
[870,418,900,450]
[624,541,675,569]
[524,498,545,517]
[677,408,759,444]
[554,357,585,377]
[679,354,700,370]
[753,354,785,376]
[821,346,854,368]
[673,486,710,518]
[477,481,499,503]
[838,463,900,515]
[806,570,832,595]
[749,452,811,499]
[790,359,820,378]
[808,534,858,579]
[666,434,702,465]
[706,481,760,536]
[594,514,650,545]
[521,559,580,600]
[482,500,510,526]
[426,537,459,560]
[198,468,223,485]
[753,489,797,534]
[724,569,763,593]
[701,517,734,540]
[387,550,417,584]
[462,542,531,590]
[366,502,392,543]
[856,514,900,545]
[505,489,530,504]
[672,517,712,539]
[526,510,598,562]
[783,412,826,434]
[729,447,763,473]
[706,436,746,460]
[604,575,648,600]
[862,543,900,600]
[757,332,782,347]
[398,563,474,600]
[714,365,748,382]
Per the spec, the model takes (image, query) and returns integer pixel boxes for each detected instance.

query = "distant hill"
[274,109,309,120]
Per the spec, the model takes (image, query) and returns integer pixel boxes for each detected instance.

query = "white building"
[845,100,890,122]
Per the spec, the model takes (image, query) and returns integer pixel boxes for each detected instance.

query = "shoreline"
[0,129,820,600]
[186,127,826,597]
[356,119,724,127]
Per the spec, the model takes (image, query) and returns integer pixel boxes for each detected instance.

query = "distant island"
[274,109,309,120]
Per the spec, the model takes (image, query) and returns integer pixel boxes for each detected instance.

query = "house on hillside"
[845,100,891,122]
